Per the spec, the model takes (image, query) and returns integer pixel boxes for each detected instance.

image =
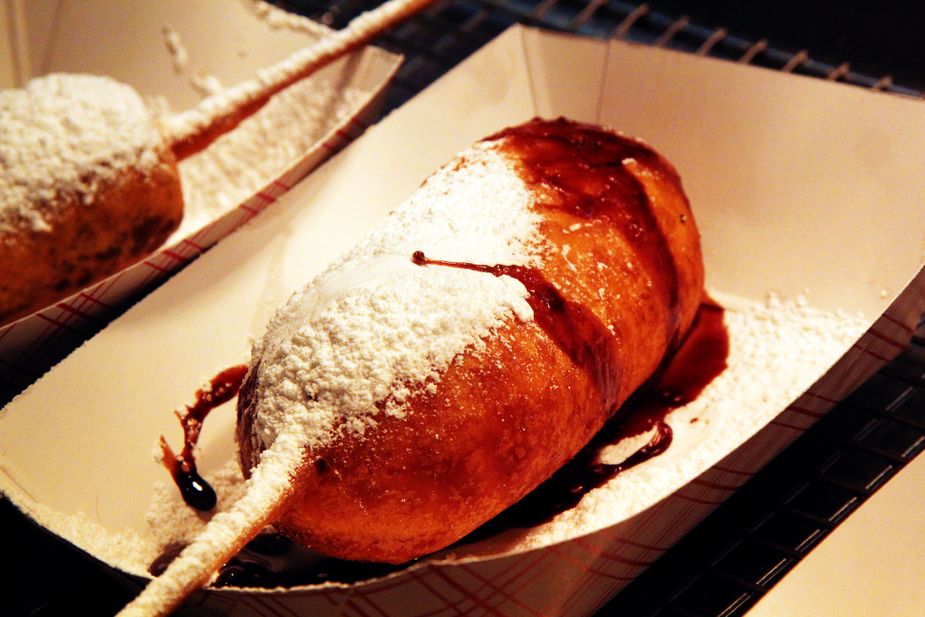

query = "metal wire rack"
[4,1,925,615]
[277,0,924,113]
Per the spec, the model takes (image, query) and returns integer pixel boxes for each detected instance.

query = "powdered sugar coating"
[0,73,163,233]
[247,142,541,455]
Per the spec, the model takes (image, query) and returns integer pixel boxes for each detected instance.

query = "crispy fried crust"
[238,119,704,563]
[0,145,182,325]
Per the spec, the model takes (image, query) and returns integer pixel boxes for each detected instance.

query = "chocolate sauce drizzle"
[412,250,622,410]
[491,117,683,344]
[463,300,728,538]
[403,118,702,544]
[160,364,249,511]
[412,245,729,534]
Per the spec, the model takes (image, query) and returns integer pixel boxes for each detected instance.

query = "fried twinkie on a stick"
[0,0,433,326]
[120,118,703,615]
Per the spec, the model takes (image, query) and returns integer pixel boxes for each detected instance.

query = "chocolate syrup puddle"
[160,364,249,511]
[490,117,683,343]
[150,531,410,585]
[213,533,408,588]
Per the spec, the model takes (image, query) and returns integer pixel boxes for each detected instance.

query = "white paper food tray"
[2,24,925,616]
[0,0,402,402]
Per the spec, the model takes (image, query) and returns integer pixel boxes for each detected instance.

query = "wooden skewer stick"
[117,453,297,617]
[166,0,434,161]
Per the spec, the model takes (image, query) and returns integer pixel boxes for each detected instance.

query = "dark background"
[650,0,925,88]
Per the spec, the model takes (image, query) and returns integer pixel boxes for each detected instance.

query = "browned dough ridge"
[237,118,705,564]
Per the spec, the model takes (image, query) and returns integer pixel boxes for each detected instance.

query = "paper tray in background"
[2,25,925,617]
[0,0,401,404]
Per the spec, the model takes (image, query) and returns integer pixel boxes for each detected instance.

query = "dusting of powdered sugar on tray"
[157,19,373,239]
[173,82,369,237]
